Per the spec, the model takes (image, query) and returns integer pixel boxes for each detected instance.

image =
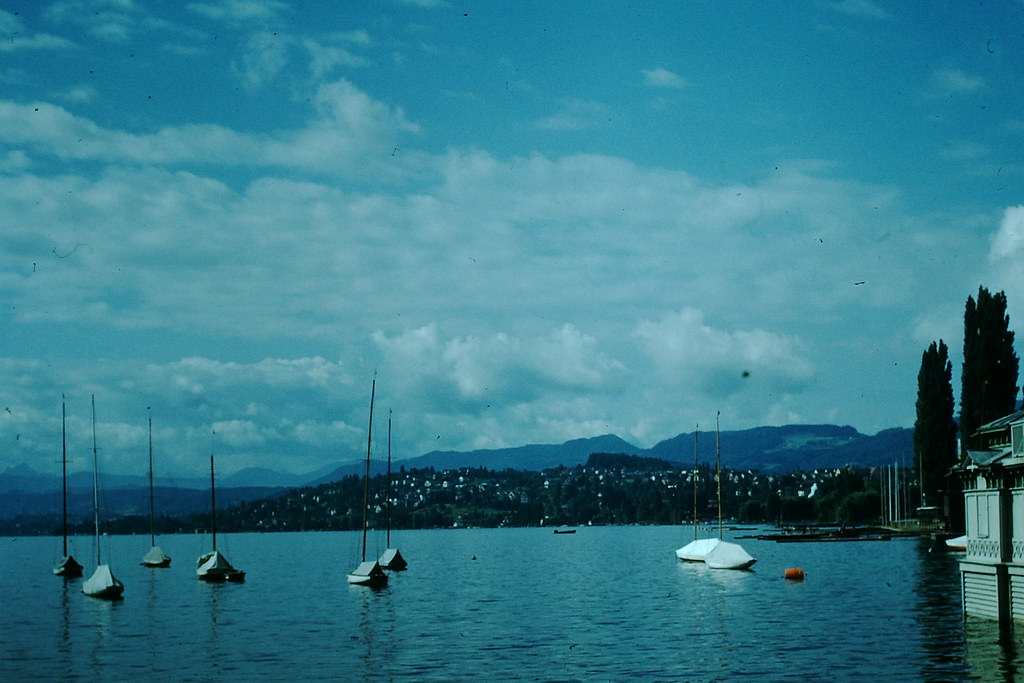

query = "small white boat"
[197,549,245,583]
[141,409,171,568]
[81,396,125,600]
[196,438,245,583]
[349,378,387,588]
[378,547,407,571]
[377,411,407,572]
[705,540,757,570]
[945,534,967,551]
[347,560,388,586]
[53,398,83,578]
[82,564,124,599]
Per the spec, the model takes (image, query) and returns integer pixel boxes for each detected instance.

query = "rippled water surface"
[4,526,1023,681]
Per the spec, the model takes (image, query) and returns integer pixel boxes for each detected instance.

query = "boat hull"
[53,555,84,578]
[378,548,407,571]
[704,541,756,570]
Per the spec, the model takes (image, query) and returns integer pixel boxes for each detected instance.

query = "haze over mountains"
[0,424,912,521]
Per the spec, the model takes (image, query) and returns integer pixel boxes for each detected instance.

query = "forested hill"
[309,424,913,484]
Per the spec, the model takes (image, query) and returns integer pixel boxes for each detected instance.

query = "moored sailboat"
[81,395,125,599]
[196,433,245,583]
[706,413,756,571]
[676,414,756,570]
[53,397,83,578]
[141,407,171,568]
[348,378,388,587]
[676,425,721,562]
[378,410,407,571]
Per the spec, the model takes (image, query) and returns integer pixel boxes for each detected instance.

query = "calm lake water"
[3,526,1023,681]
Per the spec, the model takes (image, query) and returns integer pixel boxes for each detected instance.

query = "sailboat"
[81,395,125,599]
[378,410,407,571]
[347,378,388,587]
[675,425,721,562]
[196,433,245,583]
[53,397,83,578]
[703,413,756,571]
[141,408,171,568]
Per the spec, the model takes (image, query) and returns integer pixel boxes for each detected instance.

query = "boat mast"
[386,409,392,548]
[147,407,155,547]
[61,396,69,557]
[692,424,698,543]
[210,431,217,553]
[716,411,723,540]
[91,394,100,566]
[361,378,376,562]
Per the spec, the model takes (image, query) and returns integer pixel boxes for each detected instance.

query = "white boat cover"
[81,564,124,598]
[196,550,243,580]
[142,546,171,567]
[347,560,388,586]
[378,548,407,570]
[675,537,721,562]
[704,541,756,570]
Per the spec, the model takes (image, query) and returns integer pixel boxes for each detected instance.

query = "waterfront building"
[959,408,1024,622]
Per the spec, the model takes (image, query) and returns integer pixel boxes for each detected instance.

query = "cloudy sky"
[2,1,1023,479]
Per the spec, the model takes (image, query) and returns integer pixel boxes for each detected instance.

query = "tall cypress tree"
[960,286,1020,442]
[914,340,956,507]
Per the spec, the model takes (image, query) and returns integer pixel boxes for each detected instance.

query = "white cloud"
[641,68,686,89]
[187,0,289,25]
[633,308,814,395]
[927,67,986,97]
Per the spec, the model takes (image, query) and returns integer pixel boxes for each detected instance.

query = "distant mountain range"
[0,424,912,521]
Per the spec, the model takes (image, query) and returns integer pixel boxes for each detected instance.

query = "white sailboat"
[676,425,721,562]
[196,434,245,583]
[141,408,171,568]
[53,397,83,578]
[348,378,388,587]
[378,410,407,571]
[677,414,756,570]
[81,395,125,599]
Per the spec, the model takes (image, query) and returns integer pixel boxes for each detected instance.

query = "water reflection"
[912,537,968,680]
[964,617,1024,682]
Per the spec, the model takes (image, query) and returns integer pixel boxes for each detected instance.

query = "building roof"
[975,408,1024,434]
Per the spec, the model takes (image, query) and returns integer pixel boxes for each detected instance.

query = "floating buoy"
[784,567,805,581]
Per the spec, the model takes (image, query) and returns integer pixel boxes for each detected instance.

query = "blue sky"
[2,0,1023,479]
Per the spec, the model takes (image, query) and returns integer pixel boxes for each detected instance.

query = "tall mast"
[692,424,698,543]
[91,394,100,566]
[147,407,155,547]
[386,409,393,548]
[361,378,376,562]
[210,431,217,552]
[61,397,68,557]
[716,411,723,540]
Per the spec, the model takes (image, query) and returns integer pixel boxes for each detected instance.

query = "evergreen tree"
[914,340,957,507]
[960,286,1020,442]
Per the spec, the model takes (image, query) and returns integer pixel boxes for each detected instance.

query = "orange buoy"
[784,567,805,581]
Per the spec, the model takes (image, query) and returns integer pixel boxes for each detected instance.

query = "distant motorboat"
[553,528,577,534]
[348,378,387,587]
[53,397,83,579]
[81,396,125,600]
